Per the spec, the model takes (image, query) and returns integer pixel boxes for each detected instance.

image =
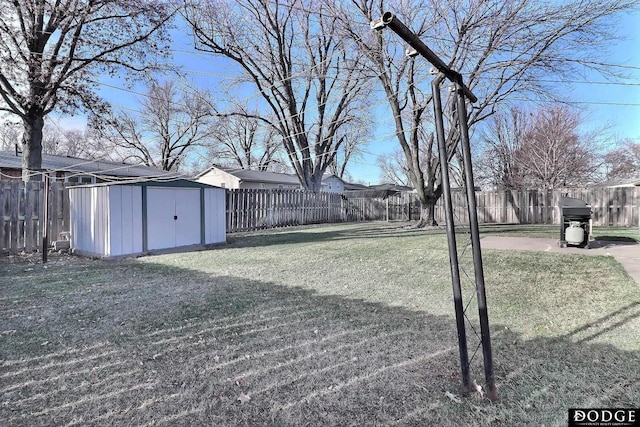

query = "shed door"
[147,188,201,250]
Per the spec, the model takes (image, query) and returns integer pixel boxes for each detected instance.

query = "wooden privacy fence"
[1,181,67,254]
[430,187,639,227]
[225,189,412,232]
[2,184,638,252]
[226,189,345,232]
[225,187,639,233]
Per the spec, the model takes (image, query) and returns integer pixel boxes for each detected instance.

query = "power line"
[9,1,640,183]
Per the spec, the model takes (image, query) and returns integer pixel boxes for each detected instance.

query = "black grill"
[559,196,592,248]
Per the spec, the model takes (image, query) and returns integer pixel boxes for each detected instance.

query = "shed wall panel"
[204,188,226,244]
[70,186,110,256]
[109,186,143,256]
[94,187,110,256]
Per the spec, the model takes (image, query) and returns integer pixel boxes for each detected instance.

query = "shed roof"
[68,178,221,189]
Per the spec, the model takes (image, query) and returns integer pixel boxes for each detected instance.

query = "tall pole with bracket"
[371,12,497,401]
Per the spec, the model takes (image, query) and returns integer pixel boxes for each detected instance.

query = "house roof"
[197,165,374,191]
[196,166,301,185]
[592,176,640,188]
[230,168,301,185]
[343,181,370,191]
[322,173,344,182]
[0,150,180,179]
[369,183,414,192]
[343,183,414,198]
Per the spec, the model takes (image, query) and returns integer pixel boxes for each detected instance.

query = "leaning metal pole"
[454,80,497,401]
[372,12,497,401]
[432,73,470,393]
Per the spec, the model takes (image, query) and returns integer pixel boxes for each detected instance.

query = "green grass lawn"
[1,222,638,426]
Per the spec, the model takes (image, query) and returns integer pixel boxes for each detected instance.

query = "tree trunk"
[414,183,442,228]
[21,115,45,182]
[415,205,437,228]
[415,198,438,228]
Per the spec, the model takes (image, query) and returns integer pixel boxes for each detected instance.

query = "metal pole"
[372,12,496,401]
[433,73,470,393]
[42,174,49,263]
[372,13,477,103]
[455,81,497,401]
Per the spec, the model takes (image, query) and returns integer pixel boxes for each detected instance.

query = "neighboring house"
[318,175,373,193]
[592,176,640,188]
[343,182,414,198]
[197,166,370,193]
[343,181,371,192]
[368,183,414,193]
[196,166,301,190]
[0,150,180,183]
[321,174,346,193]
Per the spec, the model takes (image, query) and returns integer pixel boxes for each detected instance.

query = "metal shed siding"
[69,185,143,257]
[69,186,110,256]
[70,182,225,257]
[204,187,226,243]
[108,186,143,256]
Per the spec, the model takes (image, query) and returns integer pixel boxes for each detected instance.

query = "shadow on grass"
[1,259,639,426]
[478,224,557,235]
[562,301,640,344]
[226,222,447,248]
[593,236,639,244]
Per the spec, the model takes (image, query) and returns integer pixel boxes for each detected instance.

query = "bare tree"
[327,118,371,179]
[475,106,531,189]
[37,119,109,160]
[604,138,640,179]
[0,120,22,151]
[378,145,426,187]
[0,0,174,180]
[477,105,601,189]
[207,114,283,171]
[182,0,371,191]
[336,0,638,226]
[92,80,215,172]
[518,106,600,189]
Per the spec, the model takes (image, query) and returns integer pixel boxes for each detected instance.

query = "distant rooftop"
[0,150,180,179]
[592,176,640,188]
[221,168,301,185]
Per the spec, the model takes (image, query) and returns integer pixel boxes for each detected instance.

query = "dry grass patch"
[1,222,639,426]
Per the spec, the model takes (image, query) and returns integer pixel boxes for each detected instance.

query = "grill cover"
[560,196,591,218]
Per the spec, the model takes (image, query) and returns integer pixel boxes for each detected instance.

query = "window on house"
[66,175,94,184]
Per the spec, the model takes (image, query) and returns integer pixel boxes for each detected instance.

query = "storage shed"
[68,180,226,257]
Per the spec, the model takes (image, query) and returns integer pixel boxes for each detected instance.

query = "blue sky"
[57,6,640,185]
